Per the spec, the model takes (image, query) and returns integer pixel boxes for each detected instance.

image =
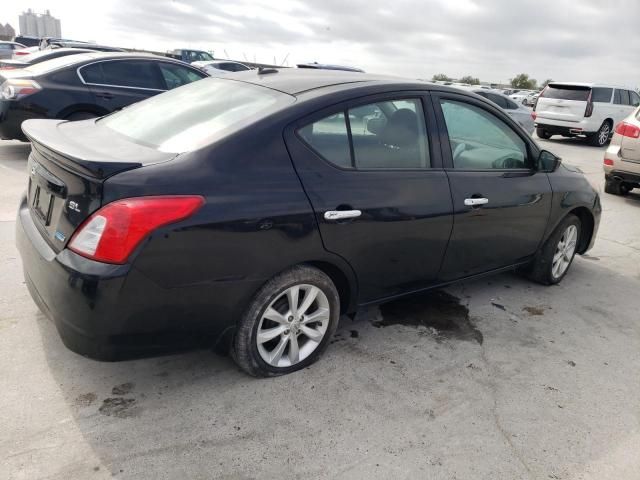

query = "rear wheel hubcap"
[256,284,330,367]
[598,124,610,145]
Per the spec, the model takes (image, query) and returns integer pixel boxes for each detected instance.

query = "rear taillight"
[0,79,42,100]
[14,50,30,56]
[604,158,614,166]
[531,111,537,121]
[533,86,547,111]
[68,196,204,264]
[584,90,593,117]
[0,65,16,70]
[614,121,640,139]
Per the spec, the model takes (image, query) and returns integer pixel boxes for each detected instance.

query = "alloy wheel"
[552,225,578,279]
[256,284,330,367]
[598,123,610,146]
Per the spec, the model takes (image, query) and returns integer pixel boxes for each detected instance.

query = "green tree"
[459,75,480,85]
[510,73,537,90]
[432,73,451,82]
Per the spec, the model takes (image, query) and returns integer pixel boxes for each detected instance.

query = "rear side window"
[592,88,612,103]
[485,93,508,109]
[440,99,529,170]
[299,98,430,170]
[630,91,640,107]
[615,89,631,106]
[542,85,590,101]
[81,60,164,90]
[158,63,204,90]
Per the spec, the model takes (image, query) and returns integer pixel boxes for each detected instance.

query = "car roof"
[227,68,434,95]
[297,62,365,73]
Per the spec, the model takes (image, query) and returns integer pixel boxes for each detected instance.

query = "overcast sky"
[3,0,639,87]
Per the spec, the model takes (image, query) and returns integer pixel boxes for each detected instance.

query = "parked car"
[47,41,125,52]
[16,70,600,376]
[603,106,640,195]
[39,37,89,50]
[456,87,535,134]
[534,82,640,146]
[0,47,96,70]
[14,35,41,48]
[523,92,539,107]
[0,41,27,60]
[0,52,207,141]
[166,49,214,63]
[297,62,364,72]
[510,90,534,105]
[192,60,251,76]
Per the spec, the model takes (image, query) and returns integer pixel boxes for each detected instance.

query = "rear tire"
[526,214,581,285]
[231,265,340,377]
[537,127,552,139]
[589,121,612,147]
[604,177,630,196]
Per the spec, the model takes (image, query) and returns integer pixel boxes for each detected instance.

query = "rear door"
[79,59,166,112]
[285,92,453,303]
[536,84,590,123]
[432,92,552,281]
[613,89,639,124]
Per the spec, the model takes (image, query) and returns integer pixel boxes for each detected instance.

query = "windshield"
[101,78,295,153]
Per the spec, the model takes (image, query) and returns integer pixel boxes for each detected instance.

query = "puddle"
[375,290,483,344]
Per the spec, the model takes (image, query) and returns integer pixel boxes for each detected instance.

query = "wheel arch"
[568,206,595,254]
[57,104,110,120]
[304,260,357,314]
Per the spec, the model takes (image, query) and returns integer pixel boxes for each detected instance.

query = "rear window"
[542,85,590,101]
[101,78,295,153]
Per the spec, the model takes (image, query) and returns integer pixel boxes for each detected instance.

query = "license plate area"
[32,184,55,226]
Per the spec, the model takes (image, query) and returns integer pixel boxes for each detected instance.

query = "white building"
[19,9,61,38]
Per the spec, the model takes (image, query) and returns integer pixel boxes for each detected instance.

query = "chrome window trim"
[76,58,202,92]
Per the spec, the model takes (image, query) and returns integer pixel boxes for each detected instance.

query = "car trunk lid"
[535,84,591,123]
[618,109,640,163]
[22,118,176,252]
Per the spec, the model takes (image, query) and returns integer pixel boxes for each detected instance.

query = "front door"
[285,93,453,303]
[432,93,552,281]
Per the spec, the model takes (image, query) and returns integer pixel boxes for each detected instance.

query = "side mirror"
[537,150,562,172]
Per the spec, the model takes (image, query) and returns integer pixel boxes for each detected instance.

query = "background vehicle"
[0,47,96,70]
[47,41,124,52]
[39,37,89,50]
[166,49,214,63]
[0,52,207,140]
[13,35,41,48]
[0,41,26,60]
[297,62,364,72]
[15,70,600,377]
[523,92,539,107]
[534,82,640,146]
[455,86,535,134]
[603,106,640,195]
[192,60,251,76]
[510,90,534,105]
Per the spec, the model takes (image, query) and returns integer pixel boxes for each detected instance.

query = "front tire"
[232,266,340,377]
[527,215,581,285]
[537,127,552,139]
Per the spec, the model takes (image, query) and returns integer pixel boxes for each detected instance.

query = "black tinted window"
[83,61,164,90]
[299,112,351,168]
[158,63,204,90]
[630,91,640,107]
[543,86,590,101]
[486,93,509,109]
[592,87,612,103]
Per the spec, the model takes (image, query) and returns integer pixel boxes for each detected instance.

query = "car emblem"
[68,200,81,213]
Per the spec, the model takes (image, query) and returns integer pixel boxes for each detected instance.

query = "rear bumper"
[535,118,598,135]
[16,194,254,360]
[0,100,35,141]
[605,170,640,184]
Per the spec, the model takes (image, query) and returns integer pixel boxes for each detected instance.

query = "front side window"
[159,63,205,90]
[299,98,430,169]
[440,99,529,170]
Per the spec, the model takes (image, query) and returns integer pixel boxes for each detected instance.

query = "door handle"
[324,210,362,221]
[95,92,114,99]
[464,198,489,206]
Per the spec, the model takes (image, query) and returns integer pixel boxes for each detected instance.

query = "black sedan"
[16,70,601,376]
[0,52,207,140]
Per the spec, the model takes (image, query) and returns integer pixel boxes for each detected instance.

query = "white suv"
[534,83,640,146]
